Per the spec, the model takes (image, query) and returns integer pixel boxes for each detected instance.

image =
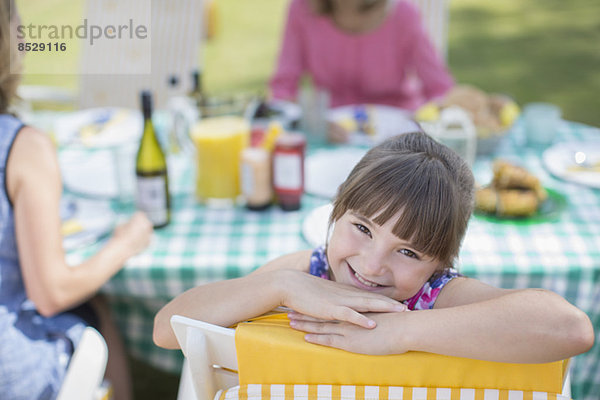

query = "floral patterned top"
[309,246,461,310]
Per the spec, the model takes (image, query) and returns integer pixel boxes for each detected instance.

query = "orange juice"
[191,116,249,203]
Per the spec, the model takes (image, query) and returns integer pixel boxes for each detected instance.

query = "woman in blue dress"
[0,1,153,398]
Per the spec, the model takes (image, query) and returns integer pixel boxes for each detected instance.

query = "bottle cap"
[168,75,179,87]
[140,90,153,119]
[192,69,204,90]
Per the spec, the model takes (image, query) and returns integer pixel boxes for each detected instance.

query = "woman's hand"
[288,311,409,355]
[279,270,406,329]
[110,212,153,257]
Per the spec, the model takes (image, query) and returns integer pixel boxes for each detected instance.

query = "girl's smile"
[327,210,442,301]
[346,261,389,290]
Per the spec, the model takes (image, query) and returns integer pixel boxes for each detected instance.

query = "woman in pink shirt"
[270,0,454,140]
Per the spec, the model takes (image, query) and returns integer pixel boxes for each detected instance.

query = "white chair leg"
[177,359,198,400]
[562,370,572,398]
[57,327,108,400]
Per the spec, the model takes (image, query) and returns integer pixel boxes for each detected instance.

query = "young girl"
[154,132,593,363]
[0,1,152,398]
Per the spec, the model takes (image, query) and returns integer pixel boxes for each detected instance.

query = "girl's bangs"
[334,153,459,265]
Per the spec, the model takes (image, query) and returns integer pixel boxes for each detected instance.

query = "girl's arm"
[291,278,594,363]
[399,278,594,362]
[153,250,407,349]
[410,277,594,362]
[7,127,152,317]
[153,251,312,348]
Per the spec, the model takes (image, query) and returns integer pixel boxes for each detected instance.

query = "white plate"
[542,141,600,189]
[61,197,116,251]
[327,104,420,146]
[60,146,193,200]
[59,147,134,199]
[302,203,333,248]
[304,147,367,199]
[54,107,143,149]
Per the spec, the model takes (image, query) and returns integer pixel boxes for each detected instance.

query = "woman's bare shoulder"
[11,125,56,158]
[6,125,59,197]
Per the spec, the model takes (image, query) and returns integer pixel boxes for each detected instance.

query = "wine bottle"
[189,69,205,113]
[166,74,182,154]
[135,90,171,228]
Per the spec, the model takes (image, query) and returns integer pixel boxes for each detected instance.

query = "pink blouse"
[269,0,454,110]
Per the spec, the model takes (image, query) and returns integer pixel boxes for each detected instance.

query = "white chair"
[18,0,205,111]
[170,315,572,400]
[77,0,204,110]
[408,0,450,60]
[56,327,109,400]
[171,315,238,400]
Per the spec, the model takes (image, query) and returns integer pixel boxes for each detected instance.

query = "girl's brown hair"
[330,132,474,268]
[0,0,21,113]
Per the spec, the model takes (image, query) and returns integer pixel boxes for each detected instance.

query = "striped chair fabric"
[218,384,570,400]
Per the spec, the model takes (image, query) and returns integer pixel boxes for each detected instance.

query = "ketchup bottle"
[272,133,306,211]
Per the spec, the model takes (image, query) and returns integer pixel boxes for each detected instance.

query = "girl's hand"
[288,312,409,355]
[110,212,153,256]
[279,270,406,329]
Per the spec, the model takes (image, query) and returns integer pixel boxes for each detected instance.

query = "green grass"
[448,0,600,126]
[201,0,288,94]
[16,0,82,88]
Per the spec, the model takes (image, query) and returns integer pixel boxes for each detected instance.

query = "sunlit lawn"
[449,0,600,127]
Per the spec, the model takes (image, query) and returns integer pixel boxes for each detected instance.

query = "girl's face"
[326,209,442,302]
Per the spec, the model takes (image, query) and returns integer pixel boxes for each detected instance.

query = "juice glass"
[191,116,249,204]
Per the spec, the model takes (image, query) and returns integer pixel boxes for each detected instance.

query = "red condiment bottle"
[272,133,306,211]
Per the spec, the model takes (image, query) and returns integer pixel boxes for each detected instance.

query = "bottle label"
[273,153,302,191]
[136,175,168,226]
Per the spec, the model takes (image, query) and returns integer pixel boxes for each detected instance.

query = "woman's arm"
[291,278,594,363]
[153,250,407,349]
[7,127,152,317]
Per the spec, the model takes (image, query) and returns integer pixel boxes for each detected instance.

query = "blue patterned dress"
[309,245,460,310]
[0,114,87,400]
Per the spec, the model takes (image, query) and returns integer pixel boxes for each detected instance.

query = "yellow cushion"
[235,314,567,393]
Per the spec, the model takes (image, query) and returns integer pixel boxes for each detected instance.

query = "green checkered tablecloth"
[67,121,600,399]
